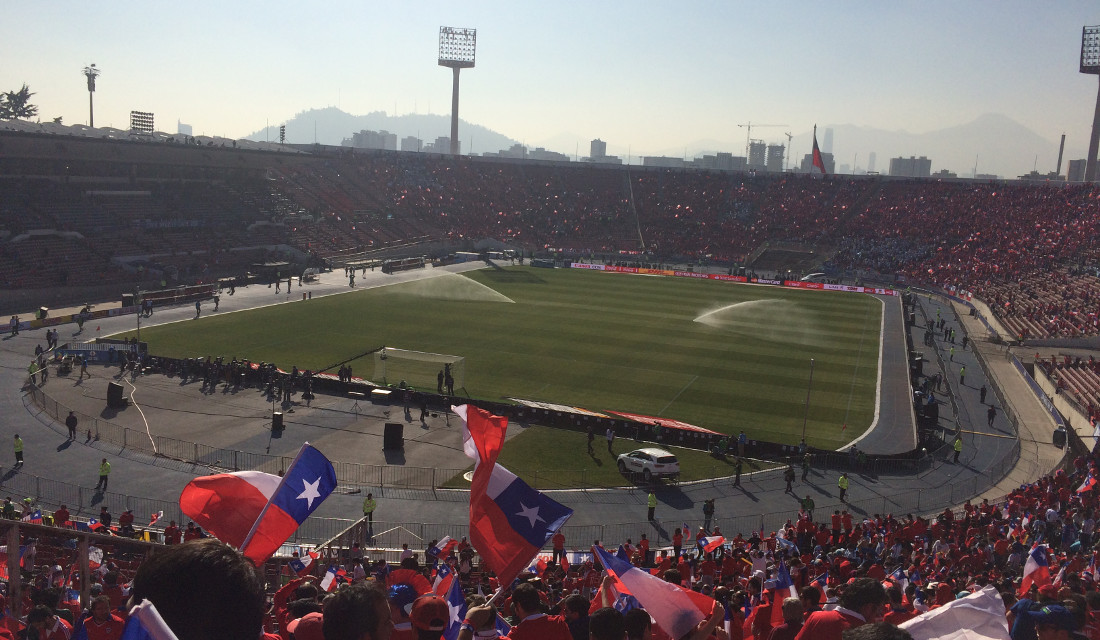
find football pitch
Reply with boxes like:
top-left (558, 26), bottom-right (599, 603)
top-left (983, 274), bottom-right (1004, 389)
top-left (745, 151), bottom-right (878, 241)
top-left (127, 266), bottom-right (883, 450)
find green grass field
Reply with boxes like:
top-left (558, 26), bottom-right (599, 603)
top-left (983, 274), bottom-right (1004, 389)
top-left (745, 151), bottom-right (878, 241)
top-left (127, 267), bottom-right (882, 450)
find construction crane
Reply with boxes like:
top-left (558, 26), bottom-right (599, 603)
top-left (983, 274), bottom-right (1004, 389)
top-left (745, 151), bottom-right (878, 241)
top-left (737, 122), bottom-right (787, 159)
top-left (784, 132), bottom-right (793, 172)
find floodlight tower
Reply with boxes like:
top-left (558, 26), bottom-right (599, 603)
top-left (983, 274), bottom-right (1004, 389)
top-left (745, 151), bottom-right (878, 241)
top-left (438, 26), bottom-right (476, 156)
top-left (1082, 26), bottom-right (1100, 182)
top-left (82, 64), bottom-right (101, 128)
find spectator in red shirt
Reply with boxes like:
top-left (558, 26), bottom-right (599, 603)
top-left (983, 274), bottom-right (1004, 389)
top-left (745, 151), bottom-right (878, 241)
top-left (464, 583), bottom-right (570, 640)
top-left (26, 605), bottom-right (72, 640)
top-left (551, 531), bottom-right (565, 565)
top-left (795, 578), bottom-right (887, 640)
top-left (53, 505), bottom-right (70, 528)
top-left (163, 521), bottom-right (181, 545)
top-left (80, 595), bottom-right (125, 640)
top-left (768, 597), bottom-right (804, 640)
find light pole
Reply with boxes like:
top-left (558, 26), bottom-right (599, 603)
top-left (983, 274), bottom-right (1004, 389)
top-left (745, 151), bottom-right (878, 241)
top-left (82, 64), bottom-right (101, 128)
top-left (1081, 26), bottom-right (1100, 182)
top-left (438, 26), bottom-right (476, 156)
top-left (801, 358), bottom-right (815, 442)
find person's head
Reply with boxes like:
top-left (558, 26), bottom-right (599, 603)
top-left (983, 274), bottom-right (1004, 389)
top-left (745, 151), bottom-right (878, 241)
top-left (1031, 603), bottom-right (1084, 640)
top-left (563, 594), bottom-right (590, 620)
top-left (663, 569), bottom-right (682, 585)
top-left (589, 607), bottom-right (625, 640)
top-left (323, 581), bottom-right (392, 640)
top-left (27, 605), bottom-right (55, 631)
top-left (781, 597), bottom-right (803, 625)
top-left (409, 595), bottom-right (449, 640)
top-left (287, 612), bottom-right (325, 640)
top-left (622, 606), bottom-right (653, 640)
top-left (128, 539), bottom-right (264, 640)
top-left (90, 595), bottom-right (113, 622)
top-left (841, 622), bottom-right (914, 640)
top-left (837, 578), bottom-right (888, 623)
top-left (511, 583), bottom-right (542, 617)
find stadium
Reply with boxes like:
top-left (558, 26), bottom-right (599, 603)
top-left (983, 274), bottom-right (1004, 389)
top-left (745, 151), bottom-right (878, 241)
top-left (1, 96), bottom-right (1099, 638)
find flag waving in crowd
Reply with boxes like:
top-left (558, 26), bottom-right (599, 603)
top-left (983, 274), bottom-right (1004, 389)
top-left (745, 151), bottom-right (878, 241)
top-left (592, 545), bottom-right (723, 639)
top-left (456, 404), bottom-right (574, 589)
top-left (179, 442), bottom-right (337, 565)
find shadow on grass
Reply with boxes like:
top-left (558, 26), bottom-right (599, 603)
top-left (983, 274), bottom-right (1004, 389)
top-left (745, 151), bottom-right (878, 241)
top-left (478, 269), bottom-right (547, 285)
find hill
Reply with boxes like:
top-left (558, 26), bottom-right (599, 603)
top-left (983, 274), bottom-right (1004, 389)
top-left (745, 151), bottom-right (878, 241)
top-left (244, 107), bottom-right (518, 155)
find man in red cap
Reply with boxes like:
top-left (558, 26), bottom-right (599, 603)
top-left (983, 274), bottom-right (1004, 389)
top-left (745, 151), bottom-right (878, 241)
top-left (286, 612), bottom-right (324, 640)
top-left (409, 595), bottom-right (450, 640)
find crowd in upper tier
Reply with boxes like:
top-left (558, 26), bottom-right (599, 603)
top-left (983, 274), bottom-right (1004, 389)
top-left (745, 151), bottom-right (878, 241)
top-left (2, 148), bottom-right (1099, 338)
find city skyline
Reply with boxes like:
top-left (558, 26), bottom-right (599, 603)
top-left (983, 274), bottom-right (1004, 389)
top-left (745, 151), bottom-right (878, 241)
top-left (3, 1), bottom-right (1098, 177)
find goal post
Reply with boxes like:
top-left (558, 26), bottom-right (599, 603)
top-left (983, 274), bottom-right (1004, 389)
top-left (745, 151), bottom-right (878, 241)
top-left (373, 347), bottom-right (465, 392)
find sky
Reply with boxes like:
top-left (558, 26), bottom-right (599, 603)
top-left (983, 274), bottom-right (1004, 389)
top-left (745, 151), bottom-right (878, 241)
top-left (3, 1), bottom-right (1099, 174)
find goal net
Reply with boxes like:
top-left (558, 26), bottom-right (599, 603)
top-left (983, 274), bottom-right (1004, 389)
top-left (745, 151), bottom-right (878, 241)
top-left (372, 347), bottom-right (465, 392)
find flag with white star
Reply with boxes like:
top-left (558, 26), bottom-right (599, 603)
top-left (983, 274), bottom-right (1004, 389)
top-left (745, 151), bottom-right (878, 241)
top-left (456, 404), bottom-right (574, 589)
top-left (180, 443), bottom-right (337, 565)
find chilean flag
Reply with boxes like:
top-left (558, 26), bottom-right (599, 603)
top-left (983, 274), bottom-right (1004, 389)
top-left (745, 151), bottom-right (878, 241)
top-left (180, 442), bottom-right (337, 565)
top-left (457, 404), bottom-right (574, 588)
top-left (593, 545), bottom-right (716, 640)
top-left (1019, 544), bottom-right (1051, 597)
top-left (432, 563), bottom-right (455, 596)
top-left (1078, 472), bottom-right (1097, 494)
top-left (442, 575), bottom-right (467, 640)
top-left (120, 599), bottom-right (177, 640)
top-left (149, 511), bottom-right (163, 526)
top-left (428, 536), bottom-right (459, 560)
top-left (320, 566), bottom-right (347, 592)
top-left (699, 535), bottom-right (725, 554)
top-left (811, 126), bottom-right (828, 175)
top-left (288, 550), bottom-right (320, 577)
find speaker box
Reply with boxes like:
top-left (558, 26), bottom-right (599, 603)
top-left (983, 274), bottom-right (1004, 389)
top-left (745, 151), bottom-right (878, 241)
top-left (106, 382), bottom-right (127, 408)
top-left (272, 411), bottom-right (283, 431)
top-left (383, 422), bottom-right (404, 450)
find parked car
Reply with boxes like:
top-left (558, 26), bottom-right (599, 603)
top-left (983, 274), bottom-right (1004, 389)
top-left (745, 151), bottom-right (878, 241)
top-left (616, 448), bottom-right (680, 481)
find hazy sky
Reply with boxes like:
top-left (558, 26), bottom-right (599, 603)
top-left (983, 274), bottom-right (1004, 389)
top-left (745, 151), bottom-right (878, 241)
top-left (4, 1), bottom-right (1099, 165)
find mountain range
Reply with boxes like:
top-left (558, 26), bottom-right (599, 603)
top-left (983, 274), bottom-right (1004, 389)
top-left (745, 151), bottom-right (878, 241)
top-left (247, 109), bottom-right (1082, 179)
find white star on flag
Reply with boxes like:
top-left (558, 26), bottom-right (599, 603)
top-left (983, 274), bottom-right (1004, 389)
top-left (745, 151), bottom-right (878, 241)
top-left (297, 477), bottom-right (322, 509)
top-left (448, 599), bottom-right (463, 625)
top-left (516, 503), bottom-right (545, 528)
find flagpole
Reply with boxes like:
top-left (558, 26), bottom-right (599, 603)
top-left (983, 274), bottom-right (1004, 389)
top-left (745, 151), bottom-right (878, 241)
top-left (240, 441), bottom-right (310, 554)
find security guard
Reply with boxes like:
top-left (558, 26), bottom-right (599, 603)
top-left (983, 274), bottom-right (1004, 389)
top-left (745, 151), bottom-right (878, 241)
top-left (362, 492), bottom-right (377, 524)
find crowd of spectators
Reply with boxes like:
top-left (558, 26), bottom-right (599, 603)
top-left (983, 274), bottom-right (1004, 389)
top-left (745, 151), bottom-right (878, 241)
top-left (9, 442), bottom-right (1100, 638)
top-left (4, 143), bottom-right (1100, 340)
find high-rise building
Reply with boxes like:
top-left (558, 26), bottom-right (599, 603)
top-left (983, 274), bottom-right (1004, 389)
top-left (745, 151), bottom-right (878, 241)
top-left (888, 156), bottom-right (932, 178)
top-left (344, 129), bottom-right (397, 151)
top-left (177, 121), bottom-right (192, 136)
top-left (800, 152), bottom-right (835, 174)
top-left (748, 141), bottom-right (767, 169)
top-left (823, 128), bottom-right (834, 154)
top-left (590, 139), bottom-right (607, 159)
top-left (766, 144), bottom-right (785, 172)
top-left (867, 152), bottom-right (876, 173)
top-left (423, 136), bottom-right (456, 154)
top-left (400, 136), bottom-right (421, 152)
top-left (1068, 159), bottom-right (1087, 182)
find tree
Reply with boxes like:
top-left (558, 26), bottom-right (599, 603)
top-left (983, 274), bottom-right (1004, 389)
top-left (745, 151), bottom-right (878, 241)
top-left (0, 84), bottom-right (38, 120)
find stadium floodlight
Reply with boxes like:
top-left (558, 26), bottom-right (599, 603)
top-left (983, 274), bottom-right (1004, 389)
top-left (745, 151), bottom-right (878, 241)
top-left (438, 26), bottom-right (476, 156)
top-left (130, 111), bottom-right (154, 136)
top-left (1082, 26), bottom-right (1100, 181)
top-left (82, 64), bottom-right (101, 128)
